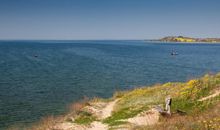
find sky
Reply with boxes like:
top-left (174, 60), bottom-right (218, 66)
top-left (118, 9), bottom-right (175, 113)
top-left (0, 0), bottom-right (220, 40)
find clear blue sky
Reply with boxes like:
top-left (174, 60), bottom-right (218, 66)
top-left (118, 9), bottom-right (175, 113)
top-left (0, 0), bottom-right (220, 40)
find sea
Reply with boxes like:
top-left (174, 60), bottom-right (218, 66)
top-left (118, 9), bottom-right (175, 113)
top-left (1, 40), bottom-right (220, 129)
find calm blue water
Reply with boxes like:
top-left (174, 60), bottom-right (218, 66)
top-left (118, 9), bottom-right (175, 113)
top-left (1, 40), bottom-right (220, 128)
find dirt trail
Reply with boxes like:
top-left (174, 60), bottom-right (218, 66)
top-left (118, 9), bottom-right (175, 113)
top-left (123, 108), bottom-right (160, 126)
top-left (100, 99), bottom-right (119, 119)
top-left (54, 99), bottom-right (160, 130)
top-left (54, 121), bottom-right (108, 130)
top-left (198, 89), bottom-right (220, 101)
top-left (54, 122), bottom-right (86, 130)
top-left (54, 99), bottom-right (118, 130)
top-left (82, 99), bottom-right (119, 130)
top-left (86, 121), bottom-right (108, 130)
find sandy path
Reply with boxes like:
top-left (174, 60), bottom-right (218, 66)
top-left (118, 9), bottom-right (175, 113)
top-left (100, 99), bottom-right (119, 119)
top-left (124, 108), bottom-right (160, 126)
top-left (198, 89), bottom-right (220, 101)
top-left (54, 122), bottom-right (86, 130)
top-left (87, 121), bottom-right (108, 130)
top-left (54, 121), bottom-right (108, 130)
top-left (84, 99), bottom-right (119, 130)
top-left (54, 99), bottom-right (119, 130)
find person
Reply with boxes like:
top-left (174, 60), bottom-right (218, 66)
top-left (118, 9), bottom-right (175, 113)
top-left (165, 95), bottom-right (172, 115)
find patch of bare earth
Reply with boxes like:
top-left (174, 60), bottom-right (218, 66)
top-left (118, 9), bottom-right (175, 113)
top-left (54, 122), bottom-right (86, 130)
top-left (84, 99), bottom-right (119, 120)
top-left (54, 99), bottom-right (119, 130)
top-left (99, 99), bottom-right (119, 119)
top-left (86, 121), bottom-right (108, 130)
top-left (54, 99), bottom-right (161, 130)
top-left (54, 121), bottom-right (108, 130)
top-left (122, 108), bottom-right (160, 126)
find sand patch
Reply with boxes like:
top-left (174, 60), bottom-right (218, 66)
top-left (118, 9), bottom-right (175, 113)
top-left (123, 108), bottom-right (160, 126)
top-left (84, 99), bottom-right (119, 119)
top-left (100, 99), bottom-right (119, 119)
top-left (54, 99), bottom-right (119, 130)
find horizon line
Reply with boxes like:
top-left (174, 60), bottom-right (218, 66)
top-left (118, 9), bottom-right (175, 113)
top-left (0, 39), bottom-right (152, 41)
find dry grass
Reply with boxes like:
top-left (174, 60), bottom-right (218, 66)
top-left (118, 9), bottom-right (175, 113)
top-left (29, 116), bottom-right (61, 130)
top-left (64, 96), bottom-right (90, 120)
top-left (7, 116), bottom-right (63, 130)
top-left (8, 97), bottom-right (90, 130)
top-left (8, 73), bottom-right (220, 130)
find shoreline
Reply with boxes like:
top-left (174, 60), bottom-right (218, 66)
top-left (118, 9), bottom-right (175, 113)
top-left (145, 40), bottom-right (220, 44)
top-left (10, 72), bottom-right (220, 130)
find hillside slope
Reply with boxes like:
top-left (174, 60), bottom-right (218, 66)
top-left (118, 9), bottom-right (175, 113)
top-left (159, 36), bottom-right (220, 43)
top-left (12, 73), bottom-right (220, 130)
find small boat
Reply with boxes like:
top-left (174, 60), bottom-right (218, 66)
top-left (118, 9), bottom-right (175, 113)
top-left (34, 55), bottom-right (38, 58)
top-left (171, 51), bottom-right (178, 55)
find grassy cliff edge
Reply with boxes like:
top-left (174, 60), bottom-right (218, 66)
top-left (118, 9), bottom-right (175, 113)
top-left (10, 73), bottom-right (220, 130)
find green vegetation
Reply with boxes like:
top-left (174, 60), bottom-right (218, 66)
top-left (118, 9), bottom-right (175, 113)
top-left (74, 111), bottom-right (96, 125)
top-left (159, 36), bottom-right (220, 43)
top-left (71, 73), bottom-right (220, 129)
top-left (106, 73), bottom-right (220, 129)
top-left (22, 73), bottom-right (220, 130)
top-left (103, 106), bottom-right (148, 126)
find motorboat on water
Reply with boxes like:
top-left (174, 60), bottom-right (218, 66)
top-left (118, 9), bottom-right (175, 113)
top-left (171, 51), bottom-right (178, 55)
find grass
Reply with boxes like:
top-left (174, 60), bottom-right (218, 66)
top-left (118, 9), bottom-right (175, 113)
top-left (170, 74), bottom-right (220, 114)
top-left (103, 106), bottom-right (148, 126)
top-left (103, 73), bottom-right (220, 128)
top-left (144, 96), bottom-right (220, 130)
top-left (73, 111), bottom-right (96, 125)
top-left (9, 73), bottom-right (220, 129)
top-left (133, 73), bottom-right (220, 130)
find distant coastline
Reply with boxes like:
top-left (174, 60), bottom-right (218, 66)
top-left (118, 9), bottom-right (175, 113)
top-left (152, 36), bottom-right (220, 43)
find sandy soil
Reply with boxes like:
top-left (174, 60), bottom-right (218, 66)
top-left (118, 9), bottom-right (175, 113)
top-left (54, 99), bottom-right (160, 130)
top-left (99, 99), bottom-right (119, 119)
top-left (54, 99), bottom-right (118, 130)
top-left (86, 121), bottom-right (108, 130)
top-left (123, 108), bottom-right (160, 126)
